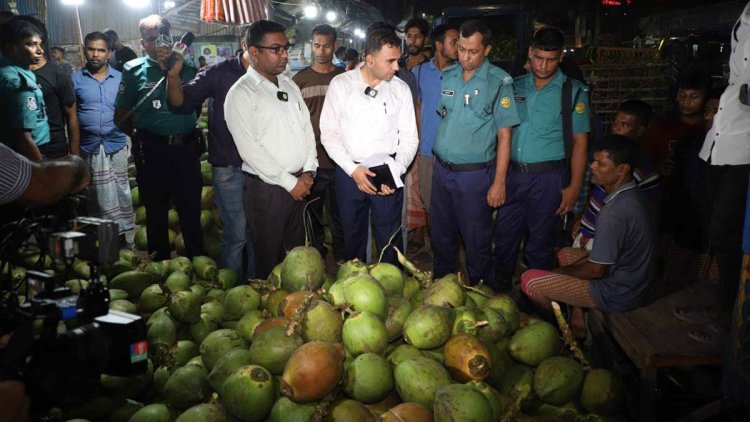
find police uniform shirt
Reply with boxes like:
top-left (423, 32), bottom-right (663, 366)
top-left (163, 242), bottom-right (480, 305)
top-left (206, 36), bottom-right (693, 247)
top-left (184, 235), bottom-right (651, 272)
top-left (115, 57), bottom-right (197, 136)
top-left (224, 64), bottom-right (318, 192)
top-left (432, 59), bottom-right (520, 165)
top-left (511, 70), bottom-right (590, 164)
top-left (0, 56), bottom-right (50, 146)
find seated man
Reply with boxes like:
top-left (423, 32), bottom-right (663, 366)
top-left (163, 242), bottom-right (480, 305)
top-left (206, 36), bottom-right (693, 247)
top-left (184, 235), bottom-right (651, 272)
top-left (521, 135), bottom-right (657, 328)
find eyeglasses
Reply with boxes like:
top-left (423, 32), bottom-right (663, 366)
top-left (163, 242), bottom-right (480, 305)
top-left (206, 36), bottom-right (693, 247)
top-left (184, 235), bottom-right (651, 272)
top-left (255, 43), bottom-right (292, 55)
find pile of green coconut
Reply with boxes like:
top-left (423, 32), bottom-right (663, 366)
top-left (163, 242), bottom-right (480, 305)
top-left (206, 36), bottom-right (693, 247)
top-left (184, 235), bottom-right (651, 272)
top-left (10, 241), bottom-right (628, 422)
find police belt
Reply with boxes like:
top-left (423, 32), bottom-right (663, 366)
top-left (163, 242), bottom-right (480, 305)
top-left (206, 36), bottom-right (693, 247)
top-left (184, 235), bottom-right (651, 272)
top-left (435, 155), bottom-right (494, 172)
top-left (244, 169), bottom-right (304, 180)
top-left (510, 159), bottom-right (565, 173)
top-left (137, 129), bottom-right (197, 146)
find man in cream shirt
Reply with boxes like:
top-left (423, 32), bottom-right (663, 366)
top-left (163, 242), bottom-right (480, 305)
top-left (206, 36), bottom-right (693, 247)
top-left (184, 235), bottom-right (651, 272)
top-left (321, 24), bottom-right (418, 265)
top-left (224, 20), bottom-right (318, 278)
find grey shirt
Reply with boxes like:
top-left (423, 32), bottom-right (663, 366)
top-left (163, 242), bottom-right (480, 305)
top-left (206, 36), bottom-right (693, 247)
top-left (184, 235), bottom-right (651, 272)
top-left (588, 180), bottom-right (657, 312)
top-left (0, 142), bottom-right (32, 205)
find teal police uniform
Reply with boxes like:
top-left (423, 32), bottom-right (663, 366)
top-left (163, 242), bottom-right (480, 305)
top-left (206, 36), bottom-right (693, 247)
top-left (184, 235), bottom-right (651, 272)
top-left (0, 56), bottom-right (50, 149)
top-left (430, 59), bottom-right (520, 286)
top-left (115, 56), bottom-right (203, 260)
top-left (494, 70), bottom-right (591, 285)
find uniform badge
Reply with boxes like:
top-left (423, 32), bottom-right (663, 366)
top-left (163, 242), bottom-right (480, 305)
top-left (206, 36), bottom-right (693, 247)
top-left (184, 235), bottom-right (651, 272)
top-left (441, 90), bottom-right (454, 96)
top-left (118, 81), bottom-right (125, 93)
top-left (575, 102), bottom-right (586, 114)
top-left (514, 96), bottom-right (526, 102)
top-left (152, 99), bottom-right (162, 109)
top-left (503, 76), bottom-right (513, 84)
top-left (26, 96), bottom-right (37, 111)
top-left (473, 89), bottom-right (480, 95)
top-left (500, 97), bottom-right (511, 109)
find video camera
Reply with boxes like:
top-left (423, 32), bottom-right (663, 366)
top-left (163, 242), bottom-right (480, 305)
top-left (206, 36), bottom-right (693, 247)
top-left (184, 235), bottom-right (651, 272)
top-left (0, 216), bottom-right (148, 409)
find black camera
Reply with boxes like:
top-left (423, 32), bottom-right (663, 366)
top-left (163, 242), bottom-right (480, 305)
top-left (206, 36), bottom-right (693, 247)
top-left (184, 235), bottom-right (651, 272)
top-left (0, 216), bottom-right (148, 409)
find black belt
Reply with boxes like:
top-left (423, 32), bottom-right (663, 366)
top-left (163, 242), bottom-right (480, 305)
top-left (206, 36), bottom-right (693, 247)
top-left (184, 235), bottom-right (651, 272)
top-left (510, 159), bottom-right (565, 173)
top-left (435, 155), bottom-right (494, 172)
top-left (244, 169), bottom-right (303, 180)
top-left (137, 129), bottom-right (196, 145)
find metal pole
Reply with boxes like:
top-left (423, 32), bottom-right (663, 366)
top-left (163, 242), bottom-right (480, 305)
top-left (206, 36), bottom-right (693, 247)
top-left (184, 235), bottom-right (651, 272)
top-left (75, 5), bottom-right (84, 63)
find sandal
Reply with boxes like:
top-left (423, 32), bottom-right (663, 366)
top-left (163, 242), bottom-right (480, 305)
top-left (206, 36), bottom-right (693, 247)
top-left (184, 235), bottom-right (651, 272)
top-left (674, 305), bottom-right (713, 324)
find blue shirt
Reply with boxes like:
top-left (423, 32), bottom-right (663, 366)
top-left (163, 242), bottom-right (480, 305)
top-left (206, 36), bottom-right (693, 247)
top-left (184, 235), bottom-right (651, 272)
top-left (73, 66), bottom-right (126, 154)
top-left (412, 58), bottom-right (442, 157)
top-left (174, 53), bottom-right (246, 167)
top-left (433, 59), bottom-right (520, 164)
top-left (0, 56), bottom-right (50, 147)
top-left (511, 71), bottom-right (590, 164)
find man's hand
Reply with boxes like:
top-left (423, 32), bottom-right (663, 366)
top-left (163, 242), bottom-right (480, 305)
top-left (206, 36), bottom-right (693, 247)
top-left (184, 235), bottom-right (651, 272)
top-left (166, 53), bottom-right (183, 78)
top-left (351, 166), bottom-right (377, 195)
top-left (487, 180), bottom-right (506, 207)
top-left (289, 175), bottom-right (312, 201)
top-left (556, 185), bottom-right (579, 216)
top-left (378, 184), bottom-right (396, 196)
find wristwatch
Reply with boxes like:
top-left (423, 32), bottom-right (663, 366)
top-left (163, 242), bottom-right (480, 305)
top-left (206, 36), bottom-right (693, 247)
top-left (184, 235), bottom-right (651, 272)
top-left (305, 170), bottom-right (316, 179)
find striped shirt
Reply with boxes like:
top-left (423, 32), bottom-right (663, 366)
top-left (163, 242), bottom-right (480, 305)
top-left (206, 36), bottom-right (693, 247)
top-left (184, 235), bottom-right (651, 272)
top-left (0, 142), bottom-right (32, 205)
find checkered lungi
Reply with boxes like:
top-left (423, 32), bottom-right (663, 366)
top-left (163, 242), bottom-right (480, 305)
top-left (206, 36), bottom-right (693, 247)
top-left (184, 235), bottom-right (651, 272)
top-left (520, 247), bottom-right (596, 308)
top-left (82, 144), bottom-right (135, 235)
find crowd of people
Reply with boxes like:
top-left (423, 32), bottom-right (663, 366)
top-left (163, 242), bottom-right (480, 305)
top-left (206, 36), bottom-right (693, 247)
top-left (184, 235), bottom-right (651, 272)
top-left (1, 6), bottom-right (748, 331)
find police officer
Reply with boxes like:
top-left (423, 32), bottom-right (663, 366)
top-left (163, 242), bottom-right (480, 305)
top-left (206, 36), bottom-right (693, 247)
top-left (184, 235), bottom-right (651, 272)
top-left (494, 28), bottom-right (590, 290)
top-left (115, 15), bottom-right (203, 260)
top-left (430, 20), bottom-right (520, 286)
top-left (0, 17), bottom-right (49, 162)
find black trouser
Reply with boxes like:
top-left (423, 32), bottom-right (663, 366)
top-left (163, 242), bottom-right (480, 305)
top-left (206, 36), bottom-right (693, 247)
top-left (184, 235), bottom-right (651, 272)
top-left (134, 132), bottom-right (203, 260)
top-left (243, 174), bottom-right (305, 279)
top-left (308, 168), bottom-right (345, 262)
top-left (706, 164), bottom-right (750, 311)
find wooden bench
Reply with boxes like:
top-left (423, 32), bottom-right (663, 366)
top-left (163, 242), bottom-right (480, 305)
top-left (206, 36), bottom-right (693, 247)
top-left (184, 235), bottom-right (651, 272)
top-left (589, 282), bottom-right (727, 421)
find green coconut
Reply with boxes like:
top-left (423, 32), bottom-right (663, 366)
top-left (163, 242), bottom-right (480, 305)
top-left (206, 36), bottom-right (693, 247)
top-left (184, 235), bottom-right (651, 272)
top-left (128, 403), bottom-right (172, 422)
top-left (166, 270), bottom-right (191, 292)
top-left (199, 328), bottom-right (248, 371)
top-left (533, 356), bottom-right (584, 405)
top-left (323, 398), bottom-right (375, 421)
top-left (337, 258), bottom-right (369, 280)
top-left (580, 368), bottom-right (625, 415)
top-left (236, 309), bottom-right (265, 343)
top-left (343, 353), bottom-right (394, 403)
top-left (200, 301), bottom-right (224, 322)
top-left (143, 261), bottom-right (169, 282)
top-left (189, 313), bottom-right (219, 344)
top-left (217, 268), bottom-right (239, 290)
top-left (207, 348), bottom-right (253, 393)
top-left (168, 291), bottom-right (202, 324)
top-left (485, 294), bottom-right (520, 333)
top-left (139, 284), bottom-right (169, 314)
top-left (109, 289), bottom-right (129, 301)
top-left (497, 363), bottom-right (534, 399)
top-left (170, 340), bottom-right (199, 367)
top-left (403, 304), bottom-right (454, 350)
top-left (221, 365), bottom-right (275, 421)
top-left (110, 270), bottom-right (153, 300)
top-left (434, 384), bottom-right (494, 422)
top-left (476, 307), bottom-right (508, 344)
top-left (162, 364), bottom-right (210, 410)
top-left (508, 321), bottom-right (562, 367)
top-left (147, 313), bottom-right (177, 347)
top-left (109, 299), bottom-right (137, 314)
top-left (342, 311), bottom-right (389, 357)
top-left (301, 300), bottom-right (343, 343)
top-left (192, 255), bottom-right (218, 280)
top-left (424, 275), bottom-right (465, 308)
top-left (169, 256), bottom-right (193, 276)
top-left (268, 397), bottom-right (318, 422)
top-left (403, 276), bottom-right (420, 299)
top-left (452, 306), bottom-right (482, 336)
top-left (280, 246), bottom-right (325, 292)
top-left (394, 356), bottom-right (453, 409)
top-left (385, 296), bottom-right (413, 342)
top-left (174, 403), bottom-right (232, 422)
top-left (247, 326), bottom-right (304, 375)
top-left (222, 285), bottom-right (261, 321)
top-left (369, 262), bottom-right (404, 296)
top-left (342, 274), bottom-right (388, 320)
top-left (387, 344), bottom-right (424, 366)
top-left (168, 209), bottom-right (180, 229)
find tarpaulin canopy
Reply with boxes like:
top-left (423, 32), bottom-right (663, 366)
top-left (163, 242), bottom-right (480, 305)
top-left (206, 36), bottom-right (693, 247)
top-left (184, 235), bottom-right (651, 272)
top-left (201, 0), bottom-right (267, 24)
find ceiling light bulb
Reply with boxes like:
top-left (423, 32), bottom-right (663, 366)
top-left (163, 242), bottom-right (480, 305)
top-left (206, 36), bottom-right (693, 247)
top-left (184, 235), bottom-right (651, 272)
top-left (304, 5), bottom-right (318, 19)
top-left (326, 11), bottom-right (336, 22)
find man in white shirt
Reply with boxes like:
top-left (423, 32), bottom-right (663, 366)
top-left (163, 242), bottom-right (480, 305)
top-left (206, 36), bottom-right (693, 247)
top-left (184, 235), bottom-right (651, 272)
top-left (320, 25), bottom-right (419, 265)
top-left (700, 2), bottom-right (750, 312)
top-left (224, 20), bottom-right (318, 279)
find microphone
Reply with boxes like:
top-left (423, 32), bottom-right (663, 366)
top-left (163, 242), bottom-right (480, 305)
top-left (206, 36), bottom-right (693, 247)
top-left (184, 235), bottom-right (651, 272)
top-left (365, 86), bottom-right (378, 98)
top-left (165, 32), bottom-right (195, 71)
